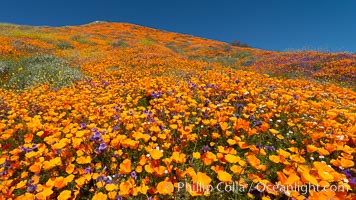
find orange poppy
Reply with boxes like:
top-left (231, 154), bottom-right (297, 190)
top-left (29, 163), bottom-right (42, 174)
top-left (201, 152), bottom-right (217, 165)
top-left (246, 154), bottom-right (260, 167)
top-left (65, 164), bottom-right (75, 174)
top-left (119, 181), bottom-right (132, 197)
top-left (269, 129), bottom-right (279, 134)
top-left (217, 171), bottom-right (232, 182)
top-left (230, 165), bottom-right (244, 175)
top-left (119, 159), bottom-right (132, 174)
top-left (157, 180), bottom-right (174, 195)
top-left (76, 156), bottom-right (92, 164)
top-left (219, 122), bottom-right (229, 131)
top-left (269, 155), bottom-right (280, 163)
top-left (58, 190), bottom-right (72, 200)
top-left (92, 192), bottom-right (107, 200)
top-left (340, 158), bottom-right (354, 168)
top-left (192, 172), bottom-right (212, 187)
top-left (225, 154), bottom-right (240, 164)
top-left (150, 149), bottom-right (163, 160)
top-left (105, 184), bottom-right (118, 192)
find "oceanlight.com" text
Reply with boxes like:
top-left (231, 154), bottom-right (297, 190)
top-left (177, 182), bottom-right (349, 195)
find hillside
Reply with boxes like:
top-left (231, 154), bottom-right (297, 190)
top-left (0, 22), bottom-right (355, 200)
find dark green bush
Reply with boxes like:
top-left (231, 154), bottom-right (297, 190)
top-left (1, 55), bottom-right (84, 90)
top-left (230, 40), bottom-right (252, 48)
top-left (112, 37), bottom-right (128, 48)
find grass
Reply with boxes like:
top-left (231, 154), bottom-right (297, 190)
top-left (0, 55), bottom-right (84, 90)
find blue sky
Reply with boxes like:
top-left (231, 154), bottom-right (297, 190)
top-left (1, 0), bottom-right (355, 52)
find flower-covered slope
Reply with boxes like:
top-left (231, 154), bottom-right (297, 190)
top-left (0, 22), bottom-right (355, 200)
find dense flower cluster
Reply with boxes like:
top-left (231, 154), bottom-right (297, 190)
top-left (0, 22), bottom-right (355, 199)
top-left (241, 51), bottom-right (356, 88)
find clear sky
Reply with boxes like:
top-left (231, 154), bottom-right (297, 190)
top-left (1, 0), bottom-right (355, 52)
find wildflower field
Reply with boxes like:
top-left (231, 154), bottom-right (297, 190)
top-left (0, 22), bottom-right (355, 200)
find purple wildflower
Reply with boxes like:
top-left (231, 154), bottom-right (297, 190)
top-left (250, 188), bottom-right (263, 198)
top-left (187, 155), bottom-right (193, 160)
top-left (96, 143), bottom-right (107, 153)
top-left (79, 123), bottom-right (86, 129)
top-left (112, 126), bottom-right (119, 131)
top-left (202, 145), bottom-right (211, 153)
top-left (343, 170), bottom-right (352, 178)
top-left (85, 167), bottom-right (91, 174)
top-left (253, 121), bottom-right (262, 127)
top-left (96, 175), bottom-right (106, 182)
top-left (204, 100), bottom-right (209, 107)
top-left (151, 91), bottom-right (162, 98)
top-left (0, 171), bottom-right (7, 176)
top-left (236, 103), bottom-right (244, 109)
top-left (159, 124), bottom-right (165, 131)
top-left (55, 149), bottom-right (62, 155)
top-left (27, 184), bottom-right (37, 193)
top-left (115, 196), bottom-right (123, 200)
top-left (91, 131), bottom-right (101, 141)
top-left (233, 113), bottom-right (240, 118)
top-left (350, 177), bottom-right (356, 185)
top-left (264, 146), bottom-right (276, 151)
top-left (131, 171), bottom-right (137, 180)
top-left (214, 123), bottom-right (220, 129)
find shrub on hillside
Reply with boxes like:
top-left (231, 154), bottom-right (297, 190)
top-left (230, 40), bottom-right (251, 48)
top-left (2, 55), bottom-right (84, 90)
top-left (71, 35), bottom-right (91, 44)
top-left (56, 40), bottom-right (74, 50)
top-left (112, 37), bottom-right (128, 48)
top-left (0, 61), bottom-right (8, 74)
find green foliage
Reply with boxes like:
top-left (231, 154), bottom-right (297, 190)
top-left (231, 51), bottom-right (252, 59)
top-left (187, 51), bottom-right (255, 68)
top-left (0, 25), bottom-right (53, 40)
top-left (1, 55), bottom-right (84, 90)
top-left (165, 42), bottom-right (186, 54)
top-left (136, 96), bottom-right (151, 108)
top-left (240, 57), bottom-right (256, 67)
top-left (188, 54), bottom-right (240, 68)
top-left (139, 39), bottom-right (154, 46)
top-left (106, 66), bottom-right (119, 71)
top-left (112, 37), bottom-right (128, 48)
top-left (213, 55), bottom-right (240, 67)
top-left (55, 40), bottom-right (74, 50)
top-left (0, 61), bottom-right (8, 75)
top-left (71, 35), bottom-right (91, 44)
top-left (222, 45), bottom-right (232, 52)
top-left (12, 40), bottom-right (42, 54)
top-left (312, 64), bottom-right (322, 71)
